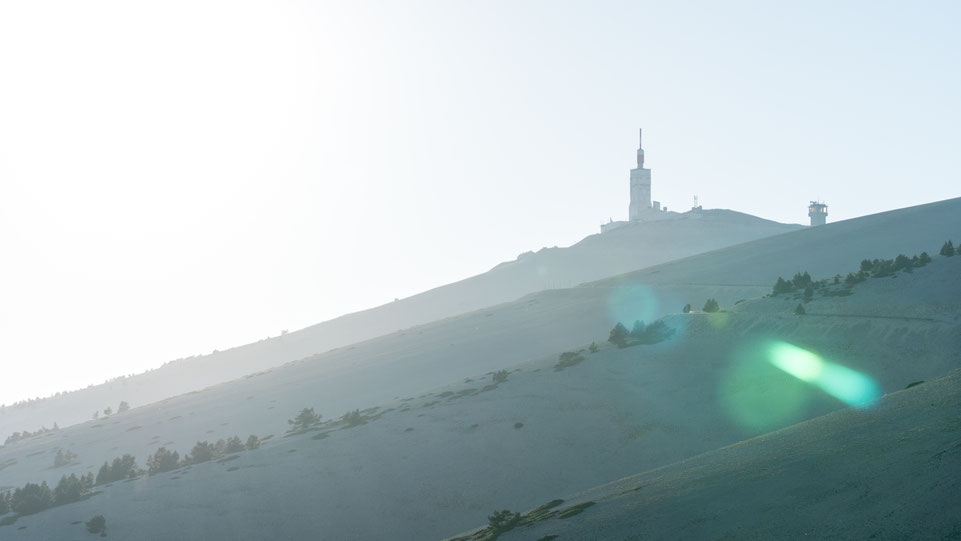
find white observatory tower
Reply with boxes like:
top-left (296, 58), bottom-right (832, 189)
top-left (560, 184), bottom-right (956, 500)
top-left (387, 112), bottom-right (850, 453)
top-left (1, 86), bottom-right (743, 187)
top-left (628, 128), bottom-right (652, 220)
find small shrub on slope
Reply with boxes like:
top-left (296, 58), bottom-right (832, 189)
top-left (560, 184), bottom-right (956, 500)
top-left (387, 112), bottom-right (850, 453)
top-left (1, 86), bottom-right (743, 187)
top-left (554, 350), bottom-right (585, 371)
top-left (85, 514), bottom-right (106, 535)
top-left (54, 449), bottom-right (77, 468)
top-left (488, 509), bottom-right (521, 533)
top-left (341, 409), bottom-right (365, 427)
top-left (288, 408), bottom-right (322, 432)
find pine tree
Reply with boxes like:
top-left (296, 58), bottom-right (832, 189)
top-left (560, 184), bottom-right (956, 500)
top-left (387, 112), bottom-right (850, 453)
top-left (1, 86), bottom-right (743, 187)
top-left (185, 441), bottom-right (216, 464)
top-left (794, 304), bottom-right (806, 315)
top-left (288, 408), bottom-right (322, 432)
top-left (629, 320), bottom-right (646, 338)
top-left (703, 298), bottom-right (720, 313)
top-left (940, 240), bottom-right (955, 256)
top-left (772, 277), bottom-right (792, 295)
top-left (682, 303), bottom-right (692, 313)
top-left (85, 515), bottom-right (106, 535)
top-left (146, 447), bottom-right (180, 474)
top-left (608, 322), bottom-right (629, 348)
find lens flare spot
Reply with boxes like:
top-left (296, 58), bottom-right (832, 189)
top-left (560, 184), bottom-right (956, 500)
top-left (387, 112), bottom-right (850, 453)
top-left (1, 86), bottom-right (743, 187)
top-left (706, 311), bottom-right (730, 329)
top-left (767, 341), bottom-right (879, 407)
top-left (606, 284), bottom-right (658, 326)
top-left (767, 342), bottom-right (823, 382)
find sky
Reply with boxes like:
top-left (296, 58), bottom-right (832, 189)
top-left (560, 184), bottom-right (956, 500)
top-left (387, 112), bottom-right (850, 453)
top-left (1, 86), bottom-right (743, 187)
top-left (1, 1), bottom-right (959, 405)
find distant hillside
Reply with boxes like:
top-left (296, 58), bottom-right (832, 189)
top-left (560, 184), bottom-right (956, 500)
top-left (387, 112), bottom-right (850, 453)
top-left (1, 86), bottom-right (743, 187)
top-left (0, 209), bottom-right (799, 433)
top-left (480, 368), bottom-right (961, 541)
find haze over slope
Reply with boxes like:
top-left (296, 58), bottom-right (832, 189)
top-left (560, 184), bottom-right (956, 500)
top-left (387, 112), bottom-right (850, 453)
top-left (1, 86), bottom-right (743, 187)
top-left (3, 199), bottom-right (959, 438)
top-left (1, 210), bottom-right (797, 431)
top-left (2, 249), bottom-right (958, 540)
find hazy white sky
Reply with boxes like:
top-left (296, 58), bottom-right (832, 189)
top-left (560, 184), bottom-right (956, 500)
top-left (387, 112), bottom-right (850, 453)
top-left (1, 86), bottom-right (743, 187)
top-left (1, 1), bottom-right (959, 405)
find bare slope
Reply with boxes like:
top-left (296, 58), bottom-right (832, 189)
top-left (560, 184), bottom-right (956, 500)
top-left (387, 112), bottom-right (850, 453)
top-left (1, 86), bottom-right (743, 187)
top-left (1, 257), bottom-right (958, 540)
top-left (480, 368), bottom-right (961, 541)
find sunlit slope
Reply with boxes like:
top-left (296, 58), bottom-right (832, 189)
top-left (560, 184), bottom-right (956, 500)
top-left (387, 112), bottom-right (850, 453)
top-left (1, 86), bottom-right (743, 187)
top-left (2, 257), bottom-right (958, 540)
top-left (482, 368), bottom-right (961, 541)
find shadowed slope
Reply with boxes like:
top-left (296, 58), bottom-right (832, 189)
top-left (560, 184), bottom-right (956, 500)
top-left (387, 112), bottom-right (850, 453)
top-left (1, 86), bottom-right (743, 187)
top-left (485, 368), bottom-right (961, 541)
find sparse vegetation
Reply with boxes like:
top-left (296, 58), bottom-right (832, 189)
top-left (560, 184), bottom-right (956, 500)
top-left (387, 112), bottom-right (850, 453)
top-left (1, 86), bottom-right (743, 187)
top-left (450, 499), bottom-right (567, 540)
top-left (554, 350), bottom-right (586, 371)
top-left (940, 240), bottom-right (955, 257)
top-left (187, 441), bottom-right (216, 464)
top-left (288, 408), bottom-right (322, 432)
top-left (491, 370), bottom-right (509, 384)
top-left (772, 244), bottom-right (946, 302)
top-left (340, 409), bottom-right (365, 427)
top-left (607, 320), bottom-right (674, 349)
top-left (224, 436), bottom-right (246, 453)
top-left (682, 303), bottom-right (692, 313)
top-left (635, 320), bottom-right (674, 344)
top-left (95, 455), bottom-right (138, 485)
top-left (794, 304), bottom-right (806, 315)
top-left (146, 447), bottom-right (180, 474)
top-left (588, 341), bottom-right (599, 353)
top-left (488, 509), bottom-right (521, 532)
top-left (608, 322), bottom-right (629, 348)
top-left (117, 401), bottom-right (130, 413)
top-left (3, 424), bottom-right (59, 446)
top-left (54, 449), bottom-right (77, 468)
top-left (10, 482), bottom-right (53, 514)
top-left (85, 514), bottom-right (106, 535)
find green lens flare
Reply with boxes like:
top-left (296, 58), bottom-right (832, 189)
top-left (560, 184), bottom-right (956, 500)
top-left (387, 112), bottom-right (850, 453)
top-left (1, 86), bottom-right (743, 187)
top-left (767, 341), bottom-right (879, 407)
top-left (606, 284), bottom-right (658, 326)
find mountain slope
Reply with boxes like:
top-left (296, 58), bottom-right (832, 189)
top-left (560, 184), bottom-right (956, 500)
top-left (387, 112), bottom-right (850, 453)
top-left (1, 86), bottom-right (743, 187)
top-left (4, 198), bottom-right (959, 439)
top-left (481, 368), bottom-right (961, 541)
top-left (2, 255), bottom-right (958, 540)
top-left (2, 209), bottom-right (799, 434)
